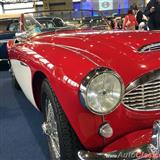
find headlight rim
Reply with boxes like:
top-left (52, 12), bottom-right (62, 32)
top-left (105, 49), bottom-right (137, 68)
top-left (79, 67), bottom-right (125, 115)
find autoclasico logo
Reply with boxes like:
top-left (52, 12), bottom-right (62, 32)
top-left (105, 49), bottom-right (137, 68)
top-left (103, 152), bottom-right (160, 159)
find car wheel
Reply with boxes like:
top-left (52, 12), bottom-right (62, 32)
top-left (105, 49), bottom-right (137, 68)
top-left (41, 79), bottom-right (83, 160)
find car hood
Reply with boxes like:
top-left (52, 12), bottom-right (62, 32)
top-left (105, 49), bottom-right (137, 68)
top-left (33, 30), bottom-right (160, 52)
top-left (32, 30), bottom-right (160, 86)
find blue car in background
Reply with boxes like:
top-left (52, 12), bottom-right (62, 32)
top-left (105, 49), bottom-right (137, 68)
top-left (0, 32), bottom-right (15, 59)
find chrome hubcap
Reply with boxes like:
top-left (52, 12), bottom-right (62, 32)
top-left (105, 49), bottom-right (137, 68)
top-left (42, 99), bottom-right (60, 160)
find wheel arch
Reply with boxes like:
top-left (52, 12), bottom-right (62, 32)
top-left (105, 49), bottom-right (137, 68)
top-left (32, 71), bottom-right (47, 110)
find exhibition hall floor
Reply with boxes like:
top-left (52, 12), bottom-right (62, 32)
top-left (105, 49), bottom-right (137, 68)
top-left (0, 71), bottom-right (50, 160)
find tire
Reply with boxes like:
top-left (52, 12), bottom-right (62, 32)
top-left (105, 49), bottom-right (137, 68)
top-left (41, 79), bottom-right (83, 160)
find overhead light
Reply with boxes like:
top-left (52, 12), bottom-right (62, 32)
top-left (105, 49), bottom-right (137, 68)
top-left (0, 0), bottom-right (42, 3)
top-left (72, 0), bottom-right (81, 2)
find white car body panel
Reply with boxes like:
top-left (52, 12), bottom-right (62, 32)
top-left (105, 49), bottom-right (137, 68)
top-left (10, 59), bottom-right (38, 109)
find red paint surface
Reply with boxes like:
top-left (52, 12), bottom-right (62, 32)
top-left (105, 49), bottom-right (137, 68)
top-left (8, 29), bottom-right (160, 152)
top-left (103, 129), bottom-right (152, 152)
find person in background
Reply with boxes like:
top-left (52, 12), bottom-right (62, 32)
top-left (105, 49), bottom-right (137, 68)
top-left (144, 0), bottom-right (160, 30)
top-left (114, 17), bottom-right (123, 30)
top-left (132, 4), bottom-right (148, 30)
top-left (123, 9), bottom-right (138, 30)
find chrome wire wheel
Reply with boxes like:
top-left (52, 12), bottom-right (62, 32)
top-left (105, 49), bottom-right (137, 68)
top-left (41, 79), bottom-right (83, 160)
top-left (42, 98), bottom-right (60, 160)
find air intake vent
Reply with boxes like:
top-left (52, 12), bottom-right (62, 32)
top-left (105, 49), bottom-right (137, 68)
top-left (138, 42), bottom-right (160, 52)
top-left (123, 69), bottom-right (160, 111)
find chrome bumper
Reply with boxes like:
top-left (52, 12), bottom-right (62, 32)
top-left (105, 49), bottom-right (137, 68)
top-left (78, 120), bottom-right (160, 160)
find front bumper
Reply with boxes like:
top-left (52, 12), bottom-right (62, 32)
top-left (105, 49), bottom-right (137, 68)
top-left (78, 120), bottom-right (160, 160)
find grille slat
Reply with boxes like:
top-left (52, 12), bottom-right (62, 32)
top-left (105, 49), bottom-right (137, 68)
top-left (123, 78), bottom-right (160, 111)
top-left (144, 80), bottom-right (160, 86)
top-left (124, 92), bottom-right (160, 100)
top-left (125, 99), bottom-right (160, 106)
top-left (129, 102), bottom-right (160, 108)
top-left (144, 89), bottom-right (160, 94)
top-left (144, 94), bottom-right (160, 101)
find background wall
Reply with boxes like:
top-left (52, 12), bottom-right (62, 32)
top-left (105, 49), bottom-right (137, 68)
top-left (43, 0), bottom-right (73, 11)
top-left (128, 0), bottom-right (145, 9)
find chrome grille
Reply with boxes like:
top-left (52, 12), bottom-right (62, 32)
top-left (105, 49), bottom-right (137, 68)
top-left (139, 42), bottom-right (160, 52)
top-left (123, 75), bottom-right (160, 111)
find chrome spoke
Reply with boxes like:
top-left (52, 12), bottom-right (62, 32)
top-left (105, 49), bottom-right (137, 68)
top-left (50, 135), bottom-right (61, 158)
top-left (42, 98), bottom-right (60, 160)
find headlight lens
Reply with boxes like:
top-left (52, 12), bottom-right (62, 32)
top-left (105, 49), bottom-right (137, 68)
top-left (80, 68), bottom-right (124, 115)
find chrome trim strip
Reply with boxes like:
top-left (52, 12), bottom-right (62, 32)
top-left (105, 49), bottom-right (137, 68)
top-left (125, 69), bottom-right (160, 94)
top-left (79, 67), bottom-right (125, 115)
top-left (123, 69), bottom-right (160, 112)
top-left (78, 144), bottom-right (150, 160)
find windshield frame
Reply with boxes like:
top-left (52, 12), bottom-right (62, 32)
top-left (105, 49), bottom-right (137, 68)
top-left (19, 9), bottom-right (112, 37)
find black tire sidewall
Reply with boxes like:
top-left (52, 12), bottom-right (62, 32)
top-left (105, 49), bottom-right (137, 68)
top-left (41, 80), bottom-right (60, 160)
top-left (41, 79), bottom-right (83, 160)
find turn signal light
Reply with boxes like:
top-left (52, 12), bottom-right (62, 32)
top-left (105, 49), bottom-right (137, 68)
top-left (99, 123), bottom-right (113, 138)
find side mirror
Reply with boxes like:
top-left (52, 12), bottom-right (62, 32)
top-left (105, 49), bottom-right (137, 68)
top-left (15, 32), bottom-right (27, 39)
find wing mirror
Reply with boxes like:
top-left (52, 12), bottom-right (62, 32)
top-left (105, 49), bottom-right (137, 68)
top-left (15, 32), bottom-right (27, 39)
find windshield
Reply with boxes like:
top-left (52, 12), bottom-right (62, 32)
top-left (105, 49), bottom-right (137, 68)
top-left (22, 10), bottom-right (111, 36)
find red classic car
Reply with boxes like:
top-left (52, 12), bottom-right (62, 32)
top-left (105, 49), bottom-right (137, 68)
top-left (8, 10), bottom-right (160, 160)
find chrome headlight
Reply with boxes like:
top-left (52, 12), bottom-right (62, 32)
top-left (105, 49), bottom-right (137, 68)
top-left (80, 67), bottom-right (124, 115)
